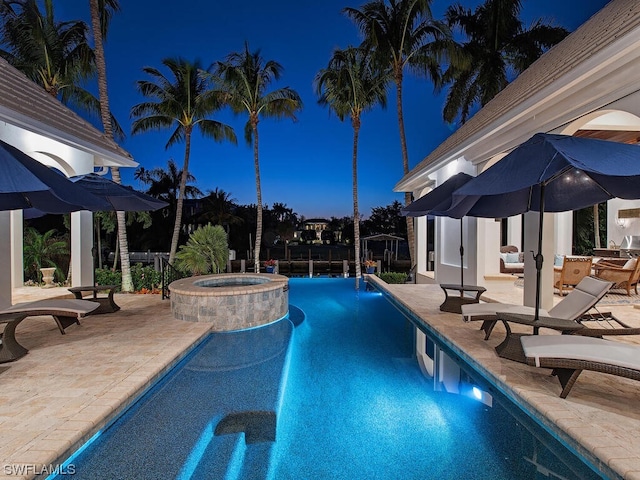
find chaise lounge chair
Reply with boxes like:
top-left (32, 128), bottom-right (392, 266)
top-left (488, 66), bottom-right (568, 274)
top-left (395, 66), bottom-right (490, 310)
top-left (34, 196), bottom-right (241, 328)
top-left (461, 276), bottom-right (619, 340)
top-left (520, 335), bottom-right (640, 398)
top-left (0, 299), bottom-right (99, 363)
top-left (0, 298), bottom-right (99, 334)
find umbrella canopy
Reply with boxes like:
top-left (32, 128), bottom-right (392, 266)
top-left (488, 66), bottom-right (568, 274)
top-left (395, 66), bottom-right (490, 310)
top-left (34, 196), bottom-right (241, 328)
top-left (70, 174), bottom-right (168, 212)
top-left (402, 172), bottom-right (475, 287)
top-left (445, 133), bottom-right (640, 219)
top-left (0, 139), bottom-right (110, 213)
top-left (442, 133), bottom-right (640, 319)
top-left (401, 172), bottom-right (474, 217)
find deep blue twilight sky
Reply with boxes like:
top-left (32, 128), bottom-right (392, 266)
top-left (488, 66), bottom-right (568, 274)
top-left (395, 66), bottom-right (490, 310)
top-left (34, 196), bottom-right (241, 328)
top-left (57, 0), bottom-right (609, 219)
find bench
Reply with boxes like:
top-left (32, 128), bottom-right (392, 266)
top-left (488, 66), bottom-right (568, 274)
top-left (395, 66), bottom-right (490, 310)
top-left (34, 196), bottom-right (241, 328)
top-left (68, 285), bottom-right (120, 314)
top-left (0, 314), bottom-right (28, 362)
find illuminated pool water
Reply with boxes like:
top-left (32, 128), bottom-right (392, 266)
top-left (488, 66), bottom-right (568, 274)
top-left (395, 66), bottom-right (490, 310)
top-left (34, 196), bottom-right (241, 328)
top-left (51, 278), bottom-right (604, 480)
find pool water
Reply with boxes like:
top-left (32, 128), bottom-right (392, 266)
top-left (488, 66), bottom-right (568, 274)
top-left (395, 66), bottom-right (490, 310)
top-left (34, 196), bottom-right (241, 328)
top-left (52, 278), bottom-right (603, 479)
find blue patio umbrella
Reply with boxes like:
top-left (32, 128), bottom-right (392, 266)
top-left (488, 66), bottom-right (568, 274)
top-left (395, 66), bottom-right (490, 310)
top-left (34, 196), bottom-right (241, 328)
top-left (70, 174), bottom-right (168, 212)
top-left (402, 172), bottom-right (474, 287)
top-left (23, 174), bottom-right (168, 218)
top-left (442, 133), bottom-right (640, 320)
top-left (0, 139), bottom-right (110, 213)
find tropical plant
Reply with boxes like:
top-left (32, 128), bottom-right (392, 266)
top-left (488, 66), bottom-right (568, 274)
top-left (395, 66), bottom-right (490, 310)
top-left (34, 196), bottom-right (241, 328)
top-left (344, 0), bottom-right (449, 268)
top-left (315, 46), bottom-right (388, 287)
top-left (23, 227), bottom-right (68, 283)
top-left (87, 0), bottom-right (137, 291)
top-left (0, 0), bottom-right (123, 136)
top-left (212, 42), bottom-right (302, 274)
top-left (174, 224), bottom-right (229, 275)
top-left (439, 0), bottom-right (568, 124)
top-left (131, 57), bottom-right (236, 265)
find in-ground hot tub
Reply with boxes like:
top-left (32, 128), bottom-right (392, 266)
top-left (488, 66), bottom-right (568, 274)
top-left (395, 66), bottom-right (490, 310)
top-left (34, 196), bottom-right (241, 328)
top-left (169, 274), bottom-right (289, 331)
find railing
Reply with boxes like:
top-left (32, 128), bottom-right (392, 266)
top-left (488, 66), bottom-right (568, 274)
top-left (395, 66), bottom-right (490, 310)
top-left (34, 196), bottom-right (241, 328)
top-left (160, 258), bottom-right (188, 300)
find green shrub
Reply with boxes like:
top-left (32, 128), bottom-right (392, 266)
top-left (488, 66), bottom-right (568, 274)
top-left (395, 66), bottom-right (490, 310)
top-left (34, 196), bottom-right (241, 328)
top-left (131, 263), bottom-right (161, 291)
top-left (379, 272), bottom-right (408, 284)
top-left (95, 268), bottom-right (122, 290)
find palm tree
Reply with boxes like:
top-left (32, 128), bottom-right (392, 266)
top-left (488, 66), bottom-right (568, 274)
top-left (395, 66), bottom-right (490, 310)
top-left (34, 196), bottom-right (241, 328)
top-left (130, 58), bottom-right (236, 264)
top-left (212, 42), bottom-right (302, 273)
top-left (135, 159), bottom-right (203, 208)
top-left (440, 0), bottom-right (568, 124)
top-left (343, 0), bottom-right (449, 268)
top-left (87, 0), bottom-right (136, 291)
top-left (315, 46), bottom-right (388, 288)
top-left (197, 188), bottom-right (243, 229)
top-left (0, 0), bottom-right (123, 136)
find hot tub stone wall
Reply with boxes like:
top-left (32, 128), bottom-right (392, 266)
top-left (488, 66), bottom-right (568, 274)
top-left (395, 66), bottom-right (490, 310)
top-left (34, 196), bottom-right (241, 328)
top-left (169, 274), bottom-right (289, 332)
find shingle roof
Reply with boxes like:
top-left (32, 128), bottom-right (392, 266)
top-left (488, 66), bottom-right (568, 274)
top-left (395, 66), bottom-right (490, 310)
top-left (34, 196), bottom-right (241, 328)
top-left (399, 0), bottom-right (640, 186)
top-left (0, 56), bottom-right (135, 166)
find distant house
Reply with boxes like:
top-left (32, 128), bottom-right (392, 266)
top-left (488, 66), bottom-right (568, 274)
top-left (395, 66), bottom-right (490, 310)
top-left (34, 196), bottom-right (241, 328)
top-left (0, 57), bottom-right (136, 303)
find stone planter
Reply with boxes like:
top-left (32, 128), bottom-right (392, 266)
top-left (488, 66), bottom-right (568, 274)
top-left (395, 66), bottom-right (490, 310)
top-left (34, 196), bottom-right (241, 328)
top-left (40, 267), bottom-right (56, 288)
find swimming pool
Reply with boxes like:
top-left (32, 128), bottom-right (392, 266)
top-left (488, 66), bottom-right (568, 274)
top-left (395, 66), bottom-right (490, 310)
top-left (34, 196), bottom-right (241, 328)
top-left (51, 278), bottom-right (604, 479)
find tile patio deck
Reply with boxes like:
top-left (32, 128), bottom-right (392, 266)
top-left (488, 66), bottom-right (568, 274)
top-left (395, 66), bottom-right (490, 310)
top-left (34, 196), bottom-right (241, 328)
top-left (0, 279), bottom-right (638, 479)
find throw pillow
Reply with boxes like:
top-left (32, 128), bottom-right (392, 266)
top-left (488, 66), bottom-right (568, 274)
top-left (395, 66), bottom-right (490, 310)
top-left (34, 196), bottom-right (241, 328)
top-left (505, 253), bottom-right (520, 263)
top-left (554, 254), bottom-right (565, 267)
top-left (500, 253), bottom-right (508, 263)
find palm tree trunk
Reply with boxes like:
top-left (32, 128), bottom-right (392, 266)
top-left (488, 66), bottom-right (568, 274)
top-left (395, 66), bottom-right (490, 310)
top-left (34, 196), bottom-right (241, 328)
top-left (394, 66), bottom-right (416, 268)
top-left (252, 119), bottom-right (263, 273)
top-left (111, 168), bottom-right (133, 291)
top-left (352, 116), bottom-right (362, 290)
top-left (170, 129), bottom-right (192, 265)
top-left (89, 0), bottom-right (133, 292)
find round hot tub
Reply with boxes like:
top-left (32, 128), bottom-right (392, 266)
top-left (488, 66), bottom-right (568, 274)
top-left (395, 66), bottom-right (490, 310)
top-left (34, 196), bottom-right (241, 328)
top-left (169, 274), bottom-right (289, 331)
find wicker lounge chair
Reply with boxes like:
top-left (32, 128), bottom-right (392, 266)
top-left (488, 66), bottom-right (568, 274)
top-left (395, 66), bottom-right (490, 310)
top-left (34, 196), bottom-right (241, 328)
top-left (461, 276), bottom-right (616, 340)
top-left (521, 335), bottom-right (640, 398)
top-left (0, 299), bottom-right (99, 334)
top-left (593, 257), bottom-right (640, 296)
top-left (553, 256), bottom-right (593, 296)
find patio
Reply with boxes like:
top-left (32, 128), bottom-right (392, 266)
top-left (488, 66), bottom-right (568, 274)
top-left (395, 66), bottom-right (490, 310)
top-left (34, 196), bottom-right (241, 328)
top-left (0, 280), bottom-right (639, 479)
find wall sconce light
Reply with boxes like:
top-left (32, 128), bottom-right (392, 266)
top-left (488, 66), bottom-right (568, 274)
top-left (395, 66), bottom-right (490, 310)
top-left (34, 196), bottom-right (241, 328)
top-left (616, 217), bottom-right (629, 229)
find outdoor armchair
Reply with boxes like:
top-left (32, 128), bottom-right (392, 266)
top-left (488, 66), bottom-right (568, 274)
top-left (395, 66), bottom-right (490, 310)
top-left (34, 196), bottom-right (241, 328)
top-left (553, 256), bottom-right (593, 296)
top-left (594, 257), bottom-right (640, 296)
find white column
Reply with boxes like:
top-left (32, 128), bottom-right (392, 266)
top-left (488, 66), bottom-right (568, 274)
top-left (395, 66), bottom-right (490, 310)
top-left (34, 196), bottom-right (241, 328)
top-left (476, 217), bottom-right (500, 280)
top-left (71, 211), bottom-right (94, 287)
top-left (554, 211), bottom-right (573, 256)
top-left (10, 210), bottom-right (23, 289)
top-left (507, 215), bottom-right (522, 249)
top-left (415, 216), bottom-right (427, 273)
top-left (0, 211), bottom-right (11, 305)
top-left (523, 211), bottom-right (554, 310)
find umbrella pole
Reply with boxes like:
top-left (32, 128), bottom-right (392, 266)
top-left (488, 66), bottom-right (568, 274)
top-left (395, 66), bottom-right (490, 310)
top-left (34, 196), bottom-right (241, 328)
top-left (534, 185), bottom-right (546, 322)
top-left (459, 218), bottom-right (464, 293)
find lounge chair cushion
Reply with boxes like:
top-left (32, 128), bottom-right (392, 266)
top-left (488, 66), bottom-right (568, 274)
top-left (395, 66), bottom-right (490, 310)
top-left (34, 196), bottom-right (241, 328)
top-left (461, 276), bottom-right (612, 322)
top-left (521, 335), bottom-right (640, 371)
